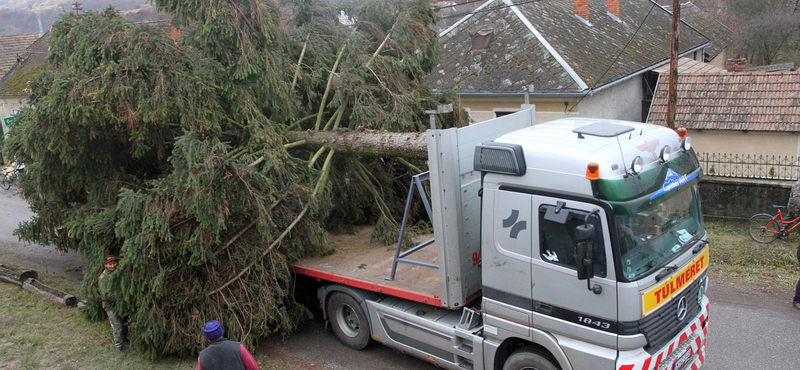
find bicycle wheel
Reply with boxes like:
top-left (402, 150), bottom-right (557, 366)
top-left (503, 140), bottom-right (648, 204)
top-left (0, 177), bottom-right (11, 190)
top-left (748, 213), bottom-right (780, 243)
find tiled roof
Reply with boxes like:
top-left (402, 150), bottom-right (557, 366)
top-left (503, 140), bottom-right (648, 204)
top-left (0, 32), bottom-right (50, 97)
top-left (664, 2), bottom-right (733, 61)
top-left (652, 57), bottom-right (725, 74)
top-left (647, 70), bottom-right (800, 131)
top-left (0, 33), bottom-right (40, 77)
top-left (428, 0), bottom-right (710, 95)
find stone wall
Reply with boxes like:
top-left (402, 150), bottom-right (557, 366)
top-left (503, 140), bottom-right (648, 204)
top-left (699, 176), bottom-right (794, 220)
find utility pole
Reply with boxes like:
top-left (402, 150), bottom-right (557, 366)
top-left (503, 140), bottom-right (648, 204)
top-left (72, 2), bottom-right (83, 15)
top-left (666, 0), bottom-right (680, 130)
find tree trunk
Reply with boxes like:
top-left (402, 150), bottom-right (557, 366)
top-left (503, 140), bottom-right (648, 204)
top-left (284, 130), bottom-right (428, 158)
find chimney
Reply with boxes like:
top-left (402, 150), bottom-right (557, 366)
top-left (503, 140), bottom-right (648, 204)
top-left (575, 0), bottom-right (589, 22)
top-left (607, 0), bottom-right (619, 19)
top-left (725, 58), bottom-right (747, 72)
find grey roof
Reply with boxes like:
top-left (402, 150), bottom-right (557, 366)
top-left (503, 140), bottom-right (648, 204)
top-left (665, 2), bottom-right (733, 61)
top-left (748, 63), bottom-right (796, 72)
top-left (428, 0), bottom-right (711, 95)
top-left (0, 32), bottom-right (49, 97)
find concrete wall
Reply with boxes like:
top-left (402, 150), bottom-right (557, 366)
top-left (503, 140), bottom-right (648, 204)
top-left (699, 176), bottom-right (793, 220)
top-left (578, 77), bottom-right (643, 122)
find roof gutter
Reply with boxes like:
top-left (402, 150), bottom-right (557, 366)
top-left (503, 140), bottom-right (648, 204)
top-left (448, 91), bottom-right (589, 98)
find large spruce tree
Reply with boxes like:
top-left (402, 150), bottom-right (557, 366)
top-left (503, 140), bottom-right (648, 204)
top-left (3, 0), bottom-right (464, 358)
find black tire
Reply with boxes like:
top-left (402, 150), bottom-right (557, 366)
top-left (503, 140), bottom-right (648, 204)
top-left (748, 213), bottom-right (779, 243)
top-left (326, 292), bottom-right (371, 350)
top-left (503, 349), bottom-right (559, 370)
top-left (1, 178), bottom-right (11, 190)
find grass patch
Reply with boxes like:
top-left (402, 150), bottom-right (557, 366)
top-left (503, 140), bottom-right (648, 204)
top-left (705, 219), bottom-right (799, 290)
top-left (0, 281), bottom-right (293, 369)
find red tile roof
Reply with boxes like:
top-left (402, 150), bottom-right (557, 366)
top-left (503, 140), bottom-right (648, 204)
top-left (648, 66), bottom-right (800, 131)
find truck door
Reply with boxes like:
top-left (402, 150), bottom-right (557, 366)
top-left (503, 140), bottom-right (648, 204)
top-left (531, 196), bottom-right (619, 360)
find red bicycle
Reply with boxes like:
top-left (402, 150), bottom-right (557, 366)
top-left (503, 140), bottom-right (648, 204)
top-left (748, 205), bottom-right (800, 243)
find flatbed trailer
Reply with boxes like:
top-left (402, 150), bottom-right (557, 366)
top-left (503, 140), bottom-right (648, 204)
top-left (292, 226), bottom-right (443, 306)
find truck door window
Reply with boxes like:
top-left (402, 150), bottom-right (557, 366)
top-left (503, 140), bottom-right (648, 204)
top-left (539, 205), bottom-right (606, 278)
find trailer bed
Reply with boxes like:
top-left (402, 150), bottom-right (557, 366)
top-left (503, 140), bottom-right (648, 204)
top-left (291, 226), bottom-right (443, 307)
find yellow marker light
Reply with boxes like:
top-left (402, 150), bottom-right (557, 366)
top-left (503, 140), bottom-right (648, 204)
top-left (586, 162), bottom-right (600, 180)
top-left (428, 356), bottom-right (436, 361)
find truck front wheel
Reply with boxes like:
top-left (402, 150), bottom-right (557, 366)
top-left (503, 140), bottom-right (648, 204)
top-left (326, 292), bottom-right (371, 350)
top-left (503, 349), bottom-right (559, 370)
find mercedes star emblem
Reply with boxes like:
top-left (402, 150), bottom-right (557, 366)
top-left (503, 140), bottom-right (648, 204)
top-left (676, 296), bottom-right (688, 321)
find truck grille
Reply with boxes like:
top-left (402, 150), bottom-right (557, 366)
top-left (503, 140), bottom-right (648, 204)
top-left (619, 272), bottom-right (705, 354)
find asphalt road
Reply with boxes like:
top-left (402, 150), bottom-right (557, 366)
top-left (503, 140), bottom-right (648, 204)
top-left (0, 188), bottom-right (85, 280)
top-left (0, 190), bottom-right (798, 369)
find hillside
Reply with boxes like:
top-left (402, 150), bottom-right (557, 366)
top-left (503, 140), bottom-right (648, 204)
top-left (0, 0), bottom-right (162, 36)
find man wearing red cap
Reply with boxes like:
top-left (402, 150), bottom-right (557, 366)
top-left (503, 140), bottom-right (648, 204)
top-left (197, 320), bottom-right (259, 370)
top-left (98, 254), bottom-right (128, 352)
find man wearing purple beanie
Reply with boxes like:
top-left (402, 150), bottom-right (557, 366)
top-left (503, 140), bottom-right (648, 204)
top-left (197, 320), bottom-right (259, 370)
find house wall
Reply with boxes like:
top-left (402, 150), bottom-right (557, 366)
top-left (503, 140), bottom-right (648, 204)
top-left (0, 96), bottom-right (25, 138)
top-left (458, 97), bottom-right (579, 123)
top-left (689, 130), bottom-right (800, 158)
top-left (577, 78), bottom-right (643, 122)
top-left (708, 47), bottom-right (731, 70)
top-left (459, 79), bottom-right (644, 124)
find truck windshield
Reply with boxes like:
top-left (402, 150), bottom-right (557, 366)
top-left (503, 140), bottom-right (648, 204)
top-left (614, 184), bottom-right (703, 281)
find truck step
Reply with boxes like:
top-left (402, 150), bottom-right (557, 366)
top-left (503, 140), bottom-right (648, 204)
top-left (456, 342), bottom-right (473, 353)
top-left (457, 358), bottom-right (474, 370)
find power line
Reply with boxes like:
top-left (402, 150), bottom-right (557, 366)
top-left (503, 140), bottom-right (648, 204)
top-left (568, 2), bottom-right (659, 113)
top-left (439, 0), bottom-right (544, 21)
top-left (432, 0), bottom-right (490, 11)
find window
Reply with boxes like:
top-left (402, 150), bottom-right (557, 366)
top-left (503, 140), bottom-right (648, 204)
top-left (539, 205), bottom-right (606, 277)
top-left (470, 29), bottom-right (493, 52)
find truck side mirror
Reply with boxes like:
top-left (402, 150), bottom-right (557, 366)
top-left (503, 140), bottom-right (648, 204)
top-left (576, 222), bottom-right (602, 295)
top-left (575, 224), bottom-right (595, 281)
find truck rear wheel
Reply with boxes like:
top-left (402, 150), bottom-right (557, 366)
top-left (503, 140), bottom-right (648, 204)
top-left (502, 349), bottom-right (559, 370)
top-left (326, 292), bottom-right (371, 350)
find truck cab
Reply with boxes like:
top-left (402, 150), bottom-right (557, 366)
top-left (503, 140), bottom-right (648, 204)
top-left (476, 117), bottom-right (708, 370)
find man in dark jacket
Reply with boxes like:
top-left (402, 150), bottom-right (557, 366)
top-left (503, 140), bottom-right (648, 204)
top-left (197, 320), bottom-right (259, 370)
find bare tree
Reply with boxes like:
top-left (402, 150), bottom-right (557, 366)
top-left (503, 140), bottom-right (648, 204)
top-left (711, 0), bottom-right (800, 65)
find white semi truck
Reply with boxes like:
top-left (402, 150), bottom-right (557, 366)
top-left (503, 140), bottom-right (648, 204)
top-left (292, 107), bottom-right (709, 370)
